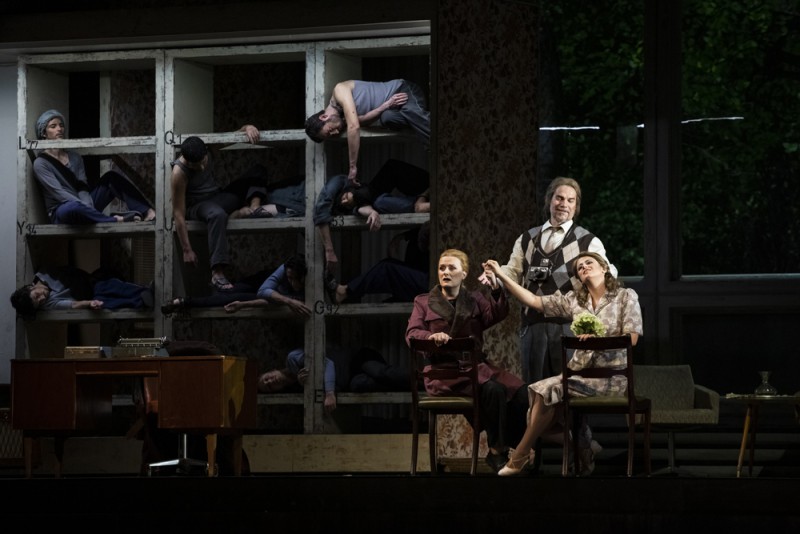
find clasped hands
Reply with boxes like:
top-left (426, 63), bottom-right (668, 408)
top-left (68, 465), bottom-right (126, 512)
top-left (480, 259), bottom-right (501, 290)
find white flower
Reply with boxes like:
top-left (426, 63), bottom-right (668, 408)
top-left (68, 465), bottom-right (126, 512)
top-left (570, 311), bottom-right (607, 337)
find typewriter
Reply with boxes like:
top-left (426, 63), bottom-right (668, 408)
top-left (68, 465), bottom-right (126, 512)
top-left (64, 337), bottom-right (170, 358)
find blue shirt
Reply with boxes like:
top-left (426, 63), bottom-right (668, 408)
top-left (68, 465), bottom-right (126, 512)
top-left (256, 263), bottom-right (304, 301)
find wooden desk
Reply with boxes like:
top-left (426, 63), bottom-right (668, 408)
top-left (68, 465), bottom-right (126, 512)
top-left (725, 394), bottom-right (800, 478)
top-left (11, 355), bottom-right (256, 477)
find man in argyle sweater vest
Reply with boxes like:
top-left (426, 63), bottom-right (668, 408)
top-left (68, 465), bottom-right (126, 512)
top-left (482, 177), bottom-right (616, 474)
top-left (489, 177), bottom-right (617, 382)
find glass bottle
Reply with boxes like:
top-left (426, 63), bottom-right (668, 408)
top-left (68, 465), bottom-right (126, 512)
top-left (754, 371), bottom-right (778, 395)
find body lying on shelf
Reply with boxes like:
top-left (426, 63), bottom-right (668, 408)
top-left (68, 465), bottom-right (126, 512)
top-left (255, 391), bottom-right (412, 406)
top-left (26, 309), bottom-right (155, 322)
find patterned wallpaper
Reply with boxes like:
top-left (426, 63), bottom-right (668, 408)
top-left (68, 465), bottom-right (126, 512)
top-left (434, 0), bottom-right (539, 460)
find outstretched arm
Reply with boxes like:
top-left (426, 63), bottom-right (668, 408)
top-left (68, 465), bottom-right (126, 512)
top-left (223, 299), bottom-right (269, 313)
top-left (269, 292), bottom-right (312, 317)
top-left (317, 223), bottom-right (338, 270)
top-left (170, 168), bottom-right (198, 267)
top-left (483, 259), bottom-right (543, 311)
top-left (478, 233), bottom-right (525, 287)
top-left (356, 205), bottom-right (382, 231)
top-left (72, 299), bottom-right (104, 310)
top-left (332, 82), bottom-right (361, 184)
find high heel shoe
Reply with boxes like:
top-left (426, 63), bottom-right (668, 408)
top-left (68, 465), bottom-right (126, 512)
top-left (498, 450), bottom-right (534, 476)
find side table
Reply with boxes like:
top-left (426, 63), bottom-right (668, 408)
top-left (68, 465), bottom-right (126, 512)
top-left (725, 393), bottom-right (800, 478)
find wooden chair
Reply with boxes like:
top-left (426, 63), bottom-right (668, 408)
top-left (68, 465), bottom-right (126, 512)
top-left (409, 337), bottom-right (481, 476)
top-left (561, 335), bottom-right (651, 477)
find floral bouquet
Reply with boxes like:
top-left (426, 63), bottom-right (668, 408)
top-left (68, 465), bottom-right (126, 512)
top-left (570, 312), bottom-right (607, 337)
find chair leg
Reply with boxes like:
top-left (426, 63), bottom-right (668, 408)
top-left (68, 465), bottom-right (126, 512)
top-left (53, 436), bottom-right (65, 479)
top-left (532, 438), bottom-right (543, 473)
top-left (410, 410), bottom-right (419, 475)
top-left (643, 412), bottom-right (652, 476)
top-left (205, 433), bottom-right (217, 477)
top-left (572, 415), bottom-right (583, 477)
top-left (470, 425), bottom-right (479, 476)
top-left (561, 410), bottom-right (572, 477)
top-left (428, 414), bottom-right (437, 475)
top-left (626, 415), bottom-right (636, 477)
top-left (667, 431), bottom-right (677, 472)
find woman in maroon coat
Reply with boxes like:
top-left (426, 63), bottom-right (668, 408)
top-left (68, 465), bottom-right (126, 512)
top-left (405, 248), bottom-right (527, 472)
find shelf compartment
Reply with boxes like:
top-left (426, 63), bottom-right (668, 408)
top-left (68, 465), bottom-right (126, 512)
top-left (27, 310), bottom-right (155, 322)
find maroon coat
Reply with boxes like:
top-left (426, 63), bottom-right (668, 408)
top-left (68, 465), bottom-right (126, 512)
top-left (405, 285), bottom-right (524, 398)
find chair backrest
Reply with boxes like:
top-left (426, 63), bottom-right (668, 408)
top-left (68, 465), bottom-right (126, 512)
top-left (561, 334), bottom-right (636, 411)
top-left (634, 364), bottom-right (720, 426)
top-left (408, 337), bottom-right (480, 403)
top-left (634, 365), bottom-right (696, 410)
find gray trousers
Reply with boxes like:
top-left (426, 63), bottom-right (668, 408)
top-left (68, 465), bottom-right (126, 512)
top-left (378, 80), bottom-right (430, 147)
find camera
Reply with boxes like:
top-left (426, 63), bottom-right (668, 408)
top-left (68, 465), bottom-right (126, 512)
top-left (527, 259), bottom-right (552, 282)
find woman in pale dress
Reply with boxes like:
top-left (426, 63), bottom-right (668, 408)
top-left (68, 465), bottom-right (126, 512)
top-left (482, 251), bottom-right (643, 476)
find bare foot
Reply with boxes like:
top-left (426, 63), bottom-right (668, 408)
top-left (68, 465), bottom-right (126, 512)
top-left (144, 208), bottom-right (156, 221)
top-left (210, 272), bottom-right (234, 291)
top-left (228, 206), bottom-right (253, 219)
top-left (113, 214), bottom-right (141, 222)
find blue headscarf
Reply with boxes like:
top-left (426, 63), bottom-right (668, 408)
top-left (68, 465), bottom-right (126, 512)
top-left (36, 109), bottom-right (65, 140)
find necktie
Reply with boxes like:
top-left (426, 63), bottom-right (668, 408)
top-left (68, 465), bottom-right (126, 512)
top-left (544, 226), bottom-right (561, 253)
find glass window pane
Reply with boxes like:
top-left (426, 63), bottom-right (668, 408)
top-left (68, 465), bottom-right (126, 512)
top-left (681, 0), bottom-right (800, 275)
top-left (538, 1), bottom-right (645, 276)
top-left (682, 312), bottom-right (800, 394)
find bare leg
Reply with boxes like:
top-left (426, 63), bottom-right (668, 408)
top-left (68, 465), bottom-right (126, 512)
top-left (509, 395), bottom-right (556, 465)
